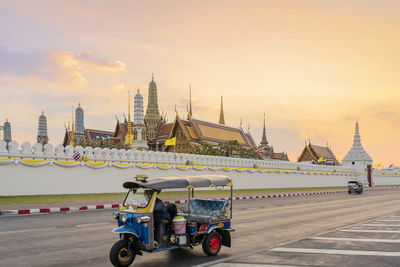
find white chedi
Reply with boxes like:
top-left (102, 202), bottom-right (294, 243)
top-left (342, 121), bottom-right (373, 185)
top-left (342, 121), bottom-right (372, 164)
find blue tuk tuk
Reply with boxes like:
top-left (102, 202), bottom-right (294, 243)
top-left (109, 174), bottom-right (234, 267)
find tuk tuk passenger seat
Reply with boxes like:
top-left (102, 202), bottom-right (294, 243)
top-left (185, 199), bottom-right (228, 223)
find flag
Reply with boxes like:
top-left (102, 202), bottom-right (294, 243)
top-left (376, 163), bottom-right (382, 167)
top-left (73, 152), bottom-right (81, 161)
top-left (317, 156), bottom-right (323, 163)
top-left (389, 164), bottom-right (394, 168)
top-left (165, 137), bottom-right (176, 146)
top-left (256, 146), bottom-right (264, 153)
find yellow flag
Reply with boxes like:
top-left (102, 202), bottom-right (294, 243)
top-left (376, 163), bottom-right (382, 167)
top-left (165, 137), bottom-right (176, 146)
top-left (317, 156), bottom-right (323, 163)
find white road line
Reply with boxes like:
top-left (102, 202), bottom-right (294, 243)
top-left (0, 227), bottom-right (56, 235)
top-left (311, 237), bottom-right (400, 243)
top-left (340, 229), bottom-right (400, 233)
top-left (213, 264), bottom-right (300, 267)
top-left (362, 224), bottom-right (400, 227)
top-left (270, 247), bottom-right (400, 256)
top-left (76, 222), bottom-right (110, 228)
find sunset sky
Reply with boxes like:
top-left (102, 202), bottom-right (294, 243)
top-left (0, 0), bottom-right (399, 166)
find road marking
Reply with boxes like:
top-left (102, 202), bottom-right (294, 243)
top-left (311, 237), bottom-right (400, 243)
top-left (76, 222), bottom-right (110, 228)
top-left (378, 220), bottom-right (400, 222)
top-left (0, 227), bottom-right (56, 235)
top-left (362, 224), bottom-right (400, 227)
top-left (341, 229), bottom-right (400, 233)
top-left (270, 247), bottom-right (400, 256)
top-left (213, 264), bottom-right (300, 267)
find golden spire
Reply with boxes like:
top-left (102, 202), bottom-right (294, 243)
top-left (70, 106), bottom-right (75, 146)
top-left (125, 90), bottom-right (133, 145)
top-left (189, 84), bottom-right (192, 116)
top-left (219, 96), bottom-right (225, 125)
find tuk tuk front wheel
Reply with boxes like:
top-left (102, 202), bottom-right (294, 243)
top-left (109, 240), bottom-right (136, 267)
top-left (202, 231), bottom-right (222, 256)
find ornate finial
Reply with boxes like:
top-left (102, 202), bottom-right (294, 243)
top-left (137, 88), bottom-right (140, 94)
top-left (78, 102), bottom-right (81, 107)
top-left (6, 118), bottom-right (8, 122)
top-left (128, 90), bottom-right (131, 122)
top-left (70, 105), bottom-right (75, 146)
top-left (219, 96), bottom-right (225, 125)
top-left (248, 123), bottom-right (250, 132)
top-left (115, 114), bottom-right (119, 121)
top-left (189, 84), bottom-right (193, 116)
top-left (152, 73), bottom-right (154, 80)
top-left (308, 138), bottom-right (311, 144)
top-left (41, 110), bottom-right (44, 115)
top-left (175, 105), bottom-right (178, 115)
top-left (239, 118), bottom-right (242, 128)
top-left (186, 104), bottom-right (190, 115)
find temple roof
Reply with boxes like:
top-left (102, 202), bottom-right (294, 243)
top-left (85, 129), bottom-right (114, 142)
top-left (164, 115), bottom-right (256, 148)
top-left (342, 121), bottom-right (372, 162)
top-left (298, 142), bottom-right (339, 165)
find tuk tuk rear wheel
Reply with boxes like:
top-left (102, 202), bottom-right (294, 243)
top-left (109, 240), bottom-right (136, 267)
top-left (202, 231), bottom-right (222, 256)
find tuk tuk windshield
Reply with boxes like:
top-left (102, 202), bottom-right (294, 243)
top-left (123, 188), bottom-right (150, 208)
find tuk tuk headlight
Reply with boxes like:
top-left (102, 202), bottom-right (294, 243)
top-left (112, 212), bottom-right (119, 220)
top-left (120, 213), bottom-right (128, 223)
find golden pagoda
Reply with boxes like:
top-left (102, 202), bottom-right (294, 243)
top-left (124, 90), bottom-right (133, 146)
top-left (70, 106), bottom-right (76, 146)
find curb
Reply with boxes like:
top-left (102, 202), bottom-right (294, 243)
top-left (1, 187), bottom-right (398, 216)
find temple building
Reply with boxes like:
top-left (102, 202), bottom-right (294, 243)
top-left (63, 104), bottom-right (116, 147)
top-left (145, 74), bottom-right (162, 141)
top-left (74, 103), bottom-right (85, 143)
top-left (3, 119), bottom-right (11, 143)
top-left (342, 121), bottom-right (373, 185)
top-left (132, 89), bottom-right (148, 149)
top-left (162, 110), bottom-right (256, 153)
top-left (114, 90), bottom-right (148, 149)
top-left (37, 112), bottom-right (49, 146)
top-left (259, 113), bottom-right (289, 161)
top-left (298, 141), bottom-right (339, 165)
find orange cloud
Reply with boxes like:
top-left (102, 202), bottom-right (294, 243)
top-left (50, 50), bottom-right (127, 86)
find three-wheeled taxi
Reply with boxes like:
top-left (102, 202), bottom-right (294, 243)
top-left (348, 180), bottom-right (363, 194)
top-left (109, 174), bottom-right (234, 267)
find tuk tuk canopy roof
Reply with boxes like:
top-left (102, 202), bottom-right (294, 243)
top-left (123, 175), bottom-right (232, 190)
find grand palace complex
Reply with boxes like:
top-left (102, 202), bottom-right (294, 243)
top-left (60, 75), bottom-right (345, 163)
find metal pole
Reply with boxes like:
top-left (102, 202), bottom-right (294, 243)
top-left (187, 188), bottom-right (191, 223)
top-left (230, 185), bottom-right (233, 219)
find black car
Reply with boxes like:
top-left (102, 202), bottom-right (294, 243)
top-left (348, 181), bottom-right (363, 194)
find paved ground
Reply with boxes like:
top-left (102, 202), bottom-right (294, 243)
top-left (1, 189), bottom-right (400, 266)
top-left (207, 212), bottom-right (400, 267)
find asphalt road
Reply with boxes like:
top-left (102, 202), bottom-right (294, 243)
top-left (1, 189), bottom-right (400, 267)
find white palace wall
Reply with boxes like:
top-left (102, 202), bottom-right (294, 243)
top-left (0, 141), bottom-right (398, 196)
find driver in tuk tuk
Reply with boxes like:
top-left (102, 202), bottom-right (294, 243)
top-left (145, 189), bottom-right (170, 246)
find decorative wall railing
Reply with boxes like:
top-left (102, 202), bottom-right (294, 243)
top-left (0, 140), bottom-right (357, 173)
top-left (374, 169), bottom-right (400, 177)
